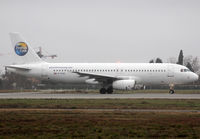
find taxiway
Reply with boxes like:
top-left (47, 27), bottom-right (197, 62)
top-left (0, 92), bottom-right (200, 99)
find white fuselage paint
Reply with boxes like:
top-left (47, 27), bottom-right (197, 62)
top-left (8, 62), bottom-right (199, 86)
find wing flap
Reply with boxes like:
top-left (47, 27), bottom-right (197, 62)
top-left (74, 72), bottom-right (119, 83)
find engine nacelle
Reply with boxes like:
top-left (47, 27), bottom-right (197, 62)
top-left (112, 80), bottom-right (135, 90)
top-left (85, 79), bottom-right (99, 84)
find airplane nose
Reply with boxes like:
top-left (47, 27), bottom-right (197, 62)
top-left (193, 73), bottom-right (199, 81)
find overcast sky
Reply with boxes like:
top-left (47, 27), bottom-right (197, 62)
top-left (0, 0), bottom-right (200, 70)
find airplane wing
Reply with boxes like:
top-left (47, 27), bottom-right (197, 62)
top-left (74, 72), bottom-right (119, 83)
top-left (5, 65), bottom-right (31, 71)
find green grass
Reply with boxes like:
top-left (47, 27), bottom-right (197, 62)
top-left (0, 89), bottom-right (38, 93)
top-left (1, 99), bottom-right (200, 110)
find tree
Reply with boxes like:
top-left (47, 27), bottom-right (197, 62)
top-left (155, 58), bottom-right (163, 63)
top-left (149, 58), bottom-right (163, 63)
top-left (177, 50), bottom-right (184, 65)
top-left (186, 62), bottom-right (194, 72)
top-left (184, 56), bottom-right (200, 73)
top-left (149, 59), bottom-right (154, 63)
top-left (0, 72), bottom-right (40, 90)
top-left (191, 57), bottom-right (200, 73)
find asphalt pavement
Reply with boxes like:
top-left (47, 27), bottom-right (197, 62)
top-left (0, 92), bottom-right (200, 99)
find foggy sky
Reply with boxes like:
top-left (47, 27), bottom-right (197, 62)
top-left (0, 0), bottom-right (200, 70)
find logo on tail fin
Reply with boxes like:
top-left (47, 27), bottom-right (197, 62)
top-left (14, 42), bottom-right (28, 56)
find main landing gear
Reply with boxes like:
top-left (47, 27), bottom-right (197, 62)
top-left (169, 84), bottom-right (175, 94)
top-left (100, 86), bottom-right (113, 94)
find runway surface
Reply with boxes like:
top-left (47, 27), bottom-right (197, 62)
top-left (1, 92), bottom-right (200, 99)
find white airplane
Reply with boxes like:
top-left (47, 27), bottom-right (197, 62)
top-left (5, 33), bottom-right (199, 94)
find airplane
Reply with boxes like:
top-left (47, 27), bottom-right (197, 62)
top-left (5, 33), bottom-right (199, 94)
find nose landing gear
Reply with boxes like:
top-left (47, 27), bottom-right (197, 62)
top-left (169, 89), bottom-right (175, 94)
top-left (169, 84), bottom-right (175, 94)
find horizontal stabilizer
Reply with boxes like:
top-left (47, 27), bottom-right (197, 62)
top-left (5, 65), bottom-right (31, 71)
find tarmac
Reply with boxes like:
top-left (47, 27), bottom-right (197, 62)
top-left (0, 92), bottom-right (200, 99)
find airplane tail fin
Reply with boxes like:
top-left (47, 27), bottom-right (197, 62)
top-left (9, 32), bottom-right (44, 64)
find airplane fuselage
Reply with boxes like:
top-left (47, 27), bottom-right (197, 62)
top-left (8, 62), bottom-right (198, 86)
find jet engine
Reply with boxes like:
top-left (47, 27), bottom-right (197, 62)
top-left (85, 79), bottom-right (99, 84)
top-left (112, 80), bottom-right (135, 90)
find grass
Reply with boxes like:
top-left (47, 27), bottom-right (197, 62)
top-left (1, 99), bottom-right (200, 138)
top-left (0, 110), bottom-right (200, 138)
top-left (0, 99), bottom-right (200, 110)
top-left (0, 89), bottom-right (37, 93)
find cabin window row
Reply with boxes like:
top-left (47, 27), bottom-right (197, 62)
top-left (52, 69), bottom-right (166, 72)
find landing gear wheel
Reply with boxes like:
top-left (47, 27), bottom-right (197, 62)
top-left (169, 89), bottom-right (175, 94)
top-left (100, 88), bottom-right (106, 94)
top-left (107, 87), bottom-right (113, 94)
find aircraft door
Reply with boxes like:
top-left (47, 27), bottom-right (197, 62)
top-left (167, 65), bottom-right (174, 77)
top-left (167, 65), bottom-right (175, 83)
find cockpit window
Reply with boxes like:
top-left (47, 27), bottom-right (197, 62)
top-left (180, 69), bottom-right (190, 72)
